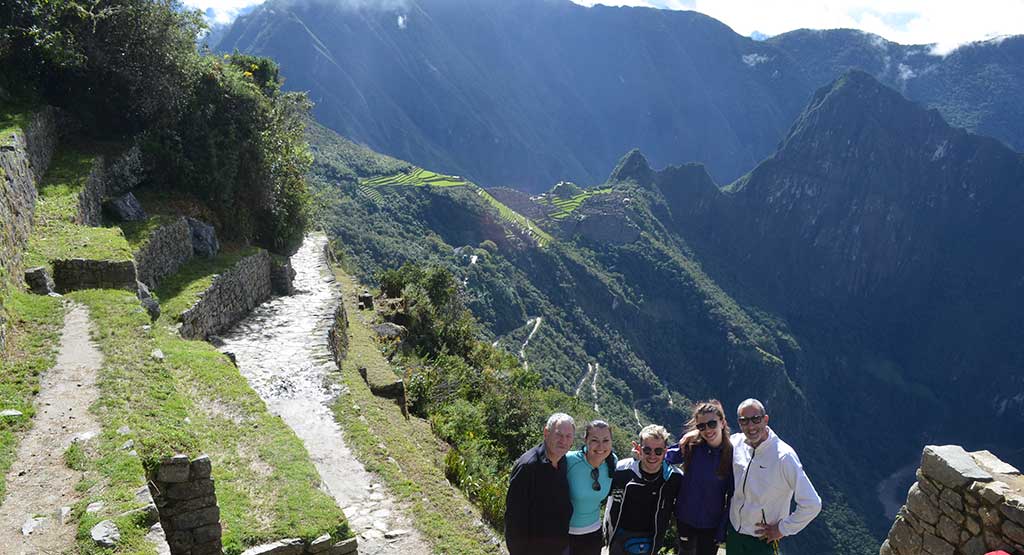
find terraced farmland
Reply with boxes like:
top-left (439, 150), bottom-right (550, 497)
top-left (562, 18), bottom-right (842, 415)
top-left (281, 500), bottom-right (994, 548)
top-left (360, 168), bottom-right (554, 247)
top-left (535, 187), bottom-right (613, 220)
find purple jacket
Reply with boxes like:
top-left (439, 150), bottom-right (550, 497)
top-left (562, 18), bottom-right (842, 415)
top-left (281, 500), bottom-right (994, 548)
top-left (665, 441), bottom-right (734, 540)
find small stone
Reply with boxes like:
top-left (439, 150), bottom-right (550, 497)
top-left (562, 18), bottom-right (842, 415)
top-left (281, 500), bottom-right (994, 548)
top-left (117, 425), bottom-right (131, 435)
top-left (361, 529), bottom-right (384, 541)
top-left (0, 409), bottom-right (23, 418)
top-left (22, 516), bottom-right (48, 535)
top-left (121, 439), bottom-right (134, 450)
top-left (922, 531), bottom-right (954, 555)
top-left (91, 520), bottom-right (121, 548)
top-left (370, 508), bottom-right (391, 518)
top-left (330, 537), bottom-right (358, 555)
top-left (309, 533), bottom-right (333, 553)
top-left (966, 515), bottom-right (981, 535)
top-left (103, 192), bottom-right (147, 221)
top-left (962, 535), bottom-right (987, 555)
top-left (373, 520), bottom-right (388, 532)
top-left (59, 506), bottom-right (72, 525)
top-left (86, 501), bottom-right (105, 514)
top-left (384, 529), bottom-right (408, 539)
top-left (151, 349), bottom-right (165, 361)
top-left (136, 485), bottom-right (154, 504)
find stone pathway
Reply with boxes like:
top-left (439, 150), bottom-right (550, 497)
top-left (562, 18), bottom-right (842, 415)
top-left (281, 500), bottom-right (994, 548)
top-left (219, 234), bottom-right (431, 554)
top-left (0, 302), bottom-right (102, 555)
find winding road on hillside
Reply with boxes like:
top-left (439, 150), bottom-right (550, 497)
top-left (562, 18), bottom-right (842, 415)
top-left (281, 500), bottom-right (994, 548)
top-left (217, 234), bottom-right (430, 554)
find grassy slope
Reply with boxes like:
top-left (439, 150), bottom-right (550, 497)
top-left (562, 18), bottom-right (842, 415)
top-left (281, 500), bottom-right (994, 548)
top-left (331, 270), bottom-right (504, 555)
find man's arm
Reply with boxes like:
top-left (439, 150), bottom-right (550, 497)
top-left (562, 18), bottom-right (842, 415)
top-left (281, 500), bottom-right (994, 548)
top-left (504, 459), bottom-right (533, 554)
top-left (777, 451), bottom-right (822, 536)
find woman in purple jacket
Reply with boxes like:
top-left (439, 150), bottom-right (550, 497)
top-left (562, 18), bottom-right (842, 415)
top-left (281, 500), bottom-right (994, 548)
top-left (665, 399), bottom-right (734, 555)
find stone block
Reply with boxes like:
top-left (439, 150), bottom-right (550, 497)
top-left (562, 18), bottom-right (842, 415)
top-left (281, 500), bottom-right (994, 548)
top-left (52, 258), bottom-right (138, 293)
top-left (1000, 493), bottom-right (1024, 527)
top-left (980, 506), bottom-right (1002, 528)
top-left (25, 267), bottom-right (55, 294)
top-left (971, 481), bottom-right (1009, 505)
top-left (939, 488), bottom-right (963, 512)
top-left (936, 515), bottom-right (959, 544)
top-left (169, 506), bottom-right (219, 530)
top-left (166, 528), bottom-right (193, 550)
top-left (157, 455), bottom-right (192, 483)
top-left (165, 478), bottom-right (216, 501)
top-left (1004, 519), bottom-right (1024, 545)
top-left (190, 455), bottom-right (212, 479)
top-left (918, 476), bottom-right (941, 498)
top-left (191, 523), bottom-right (222, 544)
top-left (966, 516), bottom-right (982, 535)
top-left (103, 192), bottom-right (146, 221)
top-left (921, 532), bottom-right (953, 555)
top-left (970, 450), bottom-right (1021, 476)
top-left (330, 537), bottom-right (358, 555)
top-left (907, 483), bottom-right (940, 525)
top-left (961, 535), bottom-right (987, 555)
top-left (309, 533), bottom-right (333, 553)
top-left (921, 446), bottom-right (992, 490)
top-left (157, 495), bottom-right (218, 518)
top-left (241, 539), bottom-right (304, 555)
top-left (91, 520), bottom-right (121, 548)
top-left (888, 519), bottom-right (921, 554)
top-left (192, 541), bottom-right (224, 555)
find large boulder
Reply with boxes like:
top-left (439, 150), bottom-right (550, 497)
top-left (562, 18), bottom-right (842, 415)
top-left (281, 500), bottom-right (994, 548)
top-left (24, 266), bottom-right (55, 295)
top-left (103, 192), bottom-right (147, 222)
top-left (187, 218), bottom-right (219, 258)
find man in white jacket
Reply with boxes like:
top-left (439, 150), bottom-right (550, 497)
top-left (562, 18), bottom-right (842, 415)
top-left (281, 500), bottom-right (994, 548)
top-left (728, 398), bottom-right (821, 554)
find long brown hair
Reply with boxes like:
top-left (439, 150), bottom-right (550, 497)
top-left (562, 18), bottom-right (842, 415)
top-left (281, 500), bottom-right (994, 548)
top-left (682, 399), bottom-right (732, 479)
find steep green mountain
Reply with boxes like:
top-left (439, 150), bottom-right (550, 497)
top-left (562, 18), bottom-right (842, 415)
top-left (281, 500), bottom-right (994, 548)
top-left (219, 0), bottom-right (1023, 193)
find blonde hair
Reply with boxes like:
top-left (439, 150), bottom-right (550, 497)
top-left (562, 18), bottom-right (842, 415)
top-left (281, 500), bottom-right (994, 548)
top-left (638, 424), bottom-right (670, 445)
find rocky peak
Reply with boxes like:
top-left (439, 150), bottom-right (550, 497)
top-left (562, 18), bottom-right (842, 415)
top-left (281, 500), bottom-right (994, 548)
top-left (607, 149), bottom-right (655, 187)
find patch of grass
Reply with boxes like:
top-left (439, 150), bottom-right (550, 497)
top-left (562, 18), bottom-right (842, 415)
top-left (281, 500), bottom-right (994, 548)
top-left (154, 247), bottom-right (260, 322)
top-left (332, 269), bottom-right (503, 555)
top-left (0, 290), bottom-right (64, 502)
top-left (69, 288), bottom-right (350, 554)
top-left (119, 214), bottom-right (182, 252)
top-left (0, 107), bottom-right (32, 146)
top-left (24, 148), bottom-right (134, 272)
top-left (64, 441), bottom-right (88, 471)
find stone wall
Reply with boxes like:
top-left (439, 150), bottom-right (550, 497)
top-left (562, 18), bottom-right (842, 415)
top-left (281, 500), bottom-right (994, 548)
top-left (148, 455), bottom-right (222, 555)
top-left (52, 259), bottom-right (139, 293)
top-left (240, 535), bottom-right (357, 555)
top-left (881, 445), bottom-right (1024, 555)
top-left (135, 217), bottom-right (193, 288)
top-left (75, 144), bottom-right (146, 226)
top-left (178, 250), bottom-right (274, 340)
top-left (76, 156), bottom-right (107, 226)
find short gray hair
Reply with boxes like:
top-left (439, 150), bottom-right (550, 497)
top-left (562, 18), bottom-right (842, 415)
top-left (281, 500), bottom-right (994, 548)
top-left (545, 412), bottom-right (576, 432)
top-left (737, 398), bottom-right (766, 415)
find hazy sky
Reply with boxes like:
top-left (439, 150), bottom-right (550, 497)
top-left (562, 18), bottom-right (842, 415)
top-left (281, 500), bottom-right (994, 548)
top-left (188, 0), bottom-right (1024, 55)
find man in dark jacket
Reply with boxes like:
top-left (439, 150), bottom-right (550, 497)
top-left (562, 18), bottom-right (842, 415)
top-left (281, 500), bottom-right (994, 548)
top-left (505, 412), bottom-right (576, 555)
top-left (603, 424), bottom-right (683, 555)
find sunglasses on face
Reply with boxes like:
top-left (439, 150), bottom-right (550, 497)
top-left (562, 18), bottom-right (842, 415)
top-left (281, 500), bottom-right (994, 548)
top-left (695, 419), bottom-right (718, 431)
top-left (641, 446), bottom-right (665, 456)
top-left (590, 467), bottom-right (601, 491)
top-left (737, 415), bottom-right (765, 426)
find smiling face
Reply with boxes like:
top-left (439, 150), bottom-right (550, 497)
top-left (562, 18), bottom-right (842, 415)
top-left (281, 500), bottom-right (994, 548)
top-left (695, 411), bottom-right (723, 447)
top-left (639, 436), bottom-right (667, 474)
top-left (543, 421), bottom-right (575, 463)
top-left (737, 404), bottom-right (769, 447)
top-left (584, 425), bottom-right (612, 466)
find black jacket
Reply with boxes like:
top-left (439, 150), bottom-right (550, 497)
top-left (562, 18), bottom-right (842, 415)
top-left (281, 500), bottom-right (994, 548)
top-left (603, 458), bottom-right (683, 553)
top-left (504, 443), bottom-right (572, 555)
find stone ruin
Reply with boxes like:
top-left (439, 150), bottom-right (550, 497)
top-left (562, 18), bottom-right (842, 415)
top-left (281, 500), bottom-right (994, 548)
top-left (882, 445), bottom-right (1024, 555)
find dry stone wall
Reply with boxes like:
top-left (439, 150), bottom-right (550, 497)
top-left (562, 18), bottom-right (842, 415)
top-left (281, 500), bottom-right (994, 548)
top-left (148, 455), bottom-right (222, 555)
top-left (179, 250), bottom-right (274, 340)
top-left (135, 217), bottom-right (193, 288)
top-left (881, 445), bottom-right (1024, 555)
top-left (52, 259), bottom-right (138, 293)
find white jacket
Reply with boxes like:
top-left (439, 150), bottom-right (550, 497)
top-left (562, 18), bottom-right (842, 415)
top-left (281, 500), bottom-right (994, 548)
top-left (729, 428), bottom-right (821, 537)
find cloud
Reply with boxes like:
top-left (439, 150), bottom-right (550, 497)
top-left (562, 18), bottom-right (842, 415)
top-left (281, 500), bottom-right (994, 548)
top-left (184, 0), bottom-right (410, 26)
top-left (571, 0), bottom-right (1024, 54)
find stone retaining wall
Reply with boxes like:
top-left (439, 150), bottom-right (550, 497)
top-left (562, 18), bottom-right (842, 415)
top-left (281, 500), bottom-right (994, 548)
top-left (179, 250), bottom-right (274, 340)
top-left (52, 258), bottom-right (139, 293)
top-left (135, 217), bottom-right (193, 288)
top-left (148, 455), bottom-right (222, 555)
top-left (881, 445), bottom-right (1024, 555)
top-left (240, 535), bottom-right (357, 555)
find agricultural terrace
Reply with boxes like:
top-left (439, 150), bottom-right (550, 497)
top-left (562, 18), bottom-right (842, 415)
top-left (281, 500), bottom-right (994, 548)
top-left (534, 187), bottom-right (613, 220)
top-left (360, 169), bottom-right (554, 247)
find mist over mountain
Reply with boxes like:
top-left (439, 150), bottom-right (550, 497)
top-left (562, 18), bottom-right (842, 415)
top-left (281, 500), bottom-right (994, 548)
top-left (219, 0), bottom-right (1023, 193)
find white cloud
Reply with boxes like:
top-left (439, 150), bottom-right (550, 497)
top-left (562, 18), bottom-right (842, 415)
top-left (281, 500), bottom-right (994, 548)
top-left (572, 0), bottom-right (1024, 54)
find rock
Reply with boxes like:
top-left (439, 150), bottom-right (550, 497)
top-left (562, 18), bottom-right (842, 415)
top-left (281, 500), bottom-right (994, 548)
top-left (358, 292), bottom-right (373, 309)
top-left (887, 516), bottom-right (921, 553)
top-left (972, 481), bottom-right (1010, 505)
top-left (118, 425), bottom-right (131, 435)
top-left (384, 529), bottom-right (409, 538)
top-left (309, 533), bottom-right (333, 553)
top-left (936, 515), bottom-right (959, 544)
top-left (921, 532), bottom-right (953, 555)
top-left (86, 501), bottom-right (105, 514)
top-left (879, 539), bottom-right (893, 555)
top-left (1004, 520), bottom-right (1024, 545)
top-left (59, 506), bottom-right (72, 525)
top-left (961, 536), bottom-right (987, 555)
top-left (970, 450), bottom-right (1021, 476)
top-left (907, 482), bottom-right (940, 525)
top-left (187, 218), bottom-right (219, 258)
top-left (103, 192), bottom-right (147, 222)
top-left (136, 484), bottom-right (154, 504)
top-left (921, 445), bottom-right (992, 489)
top-left (240, 538), bottom-right (304, 555)
top-left (119, 503), bottom-right (159, 526)
top-left (121, 439), bottom-right (134, 450)
top-left (91, 520), bottom-right (121, 547)
top-left (372, 322), bottom-right (406, 339)
top-left (137, 281), bottom-right (161, 320)
top-left (25, 266), bottom-right (55, 294)
top-left (1001, 492), bottom-right (1024, 527)
top-left (330, 537), bottom-right (358, 555)
top-left (151, 349), bottom-right (165, 361)
top-left (22, 516), bottom-right (48, 535)
top-left (156, 454), bottom-right (191, 483)
top-left (190, 455), bottom-right (212, 479)
top-left (0, 409), bottom-right (23, 418)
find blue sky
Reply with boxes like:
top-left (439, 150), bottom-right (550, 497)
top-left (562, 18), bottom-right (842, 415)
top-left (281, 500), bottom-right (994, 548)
top-left (187, 0), bottom-right (1024, 54)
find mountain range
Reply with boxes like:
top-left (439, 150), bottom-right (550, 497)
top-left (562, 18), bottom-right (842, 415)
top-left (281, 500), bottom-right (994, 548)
top-left (218, 0), bottom-right (1024, 192)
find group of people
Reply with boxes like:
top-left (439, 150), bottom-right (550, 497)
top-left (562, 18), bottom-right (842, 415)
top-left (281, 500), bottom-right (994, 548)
top-left (504, 399), bottom-right (822, 555)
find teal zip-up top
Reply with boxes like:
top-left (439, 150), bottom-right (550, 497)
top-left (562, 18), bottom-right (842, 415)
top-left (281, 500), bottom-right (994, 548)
top-left (566, 449), bottom-right (617, 533)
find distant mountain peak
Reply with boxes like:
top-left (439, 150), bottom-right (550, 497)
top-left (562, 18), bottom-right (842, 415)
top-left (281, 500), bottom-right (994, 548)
top-left (608, 149), bottom-right (655, 186)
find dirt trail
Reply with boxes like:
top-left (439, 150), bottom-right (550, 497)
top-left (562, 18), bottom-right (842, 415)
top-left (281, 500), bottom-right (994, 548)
top-left (218, 234), bottom-right (431, 554)
top-left (0, 303), bottom-right (102, 555)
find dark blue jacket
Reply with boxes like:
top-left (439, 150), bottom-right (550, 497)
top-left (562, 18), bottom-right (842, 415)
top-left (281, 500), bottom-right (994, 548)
top-left (665, 442), bottom-right (734, 541)
top-left (505, 443), bottom-right (572, 555)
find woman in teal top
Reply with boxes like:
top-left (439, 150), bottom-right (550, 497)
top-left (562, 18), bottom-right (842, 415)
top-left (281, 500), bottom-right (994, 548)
top-left (566, 420), bottom-right (617, 555)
